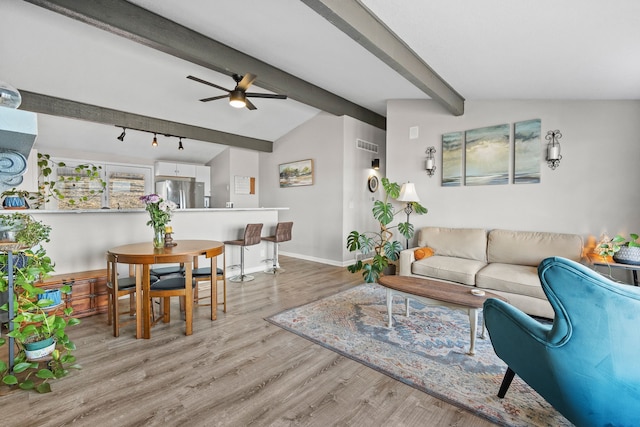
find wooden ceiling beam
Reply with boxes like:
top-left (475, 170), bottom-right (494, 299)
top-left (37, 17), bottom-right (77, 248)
top-left (19, 91), bottom-right (273, 152)
top-left (301, 0), bottom-right (465, 116)
top-left (24, 0), bottom-right (386, 130)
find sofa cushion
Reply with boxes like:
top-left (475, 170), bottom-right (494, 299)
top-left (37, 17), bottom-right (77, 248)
top-left (487, 229), bottom-right (583, 267)
top-left (414, 247), bottom-right (434, 260)
top-left (476, 263), bottom-right (545, 299)
top-left (418, 227), bottom-right (487, 262)
top-left (412, 255), bottom-right (487, 286)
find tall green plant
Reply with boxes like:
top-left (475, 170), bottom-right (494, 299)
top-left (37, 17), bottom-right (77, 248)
top-left (346, 178), bottom-right (427, 282)
top-left (0, 214), bottom-right (80, 393)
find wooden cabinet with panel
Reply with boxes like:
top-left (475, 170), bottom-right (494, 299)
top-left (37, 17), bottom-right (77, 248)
top-left (37, 269), bottom-right (108, 318)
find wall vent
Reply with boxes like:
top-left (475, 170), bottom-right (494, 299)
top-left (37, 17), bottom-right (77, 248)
top-left (356, 139), bottom-right (378, 154)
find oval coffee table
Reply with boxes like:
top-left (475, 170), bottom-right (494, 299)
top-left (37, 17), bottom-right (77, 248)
top-left (378, 275), bottom-right (507, 355)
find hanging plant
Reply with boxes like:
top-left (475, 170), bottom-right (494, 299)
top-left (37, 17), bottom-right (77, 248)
top-left (0, 153), bottom-right (107, 209)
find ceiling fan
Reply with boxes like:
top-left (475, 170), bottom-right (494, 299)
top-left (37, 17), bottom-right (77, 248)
top-left (187, 73), bottom-right (287, 110)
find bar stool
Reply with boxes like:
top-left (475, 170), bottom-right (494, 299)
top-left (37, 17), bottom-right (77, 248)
top-left (224, 223), bottom-right (263, 282)
top-left (262, 222), bottom-right (293, 274)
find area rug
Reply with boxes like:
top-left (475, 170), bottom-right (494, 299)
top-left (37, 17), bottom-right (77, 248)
top-left (266, 283), bottom-right (571, 427)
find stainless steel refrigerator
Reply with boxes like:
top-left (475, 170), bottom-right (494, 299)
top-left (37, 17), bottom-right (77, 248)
top-left (155, 178), bottom-right (205, 209)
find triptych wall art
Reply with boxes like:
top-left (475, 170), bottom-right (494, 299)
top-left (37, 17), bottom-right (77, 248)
top-left (441, 119), bottom-right (541, 187)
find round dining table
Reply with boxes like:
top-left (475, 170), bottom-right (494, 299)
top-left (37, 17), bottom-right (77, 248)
top-left (107, 240), bottom-right (224, 339)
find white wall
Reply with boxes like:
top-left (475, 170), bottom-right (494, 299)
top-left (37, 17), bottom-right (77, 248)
top-left (386, 100), bottom-right (640, 248)
top-left (260, 112), bottom-right (385, 265)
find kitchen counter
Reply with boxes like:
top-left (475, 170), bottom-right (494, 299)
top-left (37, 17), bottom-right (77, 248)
top-left (5, 208), bottom-right (288, 275)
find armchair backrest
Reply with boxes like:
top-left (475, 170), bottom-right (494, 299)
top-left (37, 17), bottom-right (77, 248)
top-left (486, 256), bottom-right (640, 426)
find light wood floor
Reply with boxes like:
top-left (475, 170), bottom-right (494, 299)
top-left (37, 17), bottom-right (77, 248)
top-left (1, 256), bottom-right (496, 427)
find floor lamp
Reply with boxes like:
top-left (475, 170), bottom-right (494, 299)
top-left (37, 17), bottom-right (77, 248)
top-left (397, 182), bottom-right (420, 249)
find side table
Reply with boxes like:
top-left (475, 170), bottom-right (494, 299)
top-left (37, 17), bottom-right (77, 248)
top-left (591, 260), bottom-right (640, 286)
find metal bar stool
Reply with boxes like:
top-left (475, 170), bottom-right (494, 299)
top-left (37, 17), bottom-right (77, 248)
top-left (262, 221), bottom-right (293, 274)
top-left (224, 223), bottom-right (263, 282)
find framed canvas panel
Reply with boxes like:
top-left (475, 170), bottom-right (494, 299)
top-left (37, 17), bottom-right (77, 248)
top-left (442, 131), bottom-right (463, 187)
top-left (514, 119), bottom-right (541, 184)
top-left (279, 159), bottom-right (314, 187)
top-left (465, 124), bottom-right (509, 186)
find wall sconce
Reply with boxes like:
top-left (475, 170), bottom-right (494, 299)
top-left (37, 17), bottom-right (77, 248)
top-left (425, 146), bottom-right (436, 177)
top-left (371, 158), bottom-right (380, 170)
top-left (545, 130), bottom-right (562, 170)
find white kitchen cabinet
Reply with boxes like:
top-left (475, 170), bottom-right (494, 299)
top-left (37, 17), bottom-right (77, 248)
top-left (196, 165), bottom-right (211, 196)
top-left (154, 161), bottom-right (196, 178)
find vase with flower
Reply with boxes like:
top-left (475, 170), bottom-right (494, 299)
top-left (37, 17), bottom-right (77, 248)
top-left (140, 194), bottom-right (177, 248)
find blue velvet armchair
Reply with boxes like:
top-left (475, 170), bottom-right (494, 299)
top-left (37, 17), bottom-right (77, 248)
top-left (484, 256), bottom-right (640, 427)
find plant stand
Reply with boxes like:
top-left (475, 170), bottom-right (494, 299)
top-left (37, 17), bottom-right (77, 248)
top-left (4, 250), bottom-right (17, 373)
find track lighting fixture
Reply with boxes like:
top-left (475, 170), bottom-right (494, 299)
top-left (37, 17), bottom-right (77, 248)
top-left (114, 125), bottom-right (185, 150)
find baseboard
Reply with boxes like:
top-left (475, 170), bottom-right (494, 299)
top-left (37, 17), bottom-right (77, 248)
top-left (279, 251), bottom-right (350, 267)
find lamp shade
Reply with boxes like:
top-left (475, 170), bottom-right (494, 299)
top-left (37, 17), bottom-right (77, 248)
top-left (229, 90), bottom-right (246, 108)
top-left (397, 182), bottom-right (420, 202)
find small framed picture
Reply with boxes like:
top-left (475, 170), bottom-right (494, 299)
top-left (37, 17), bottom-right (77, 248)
top-left (279, 159), bottom-right (314, 188)
top-left (368, 175), bottom-right (379, 192)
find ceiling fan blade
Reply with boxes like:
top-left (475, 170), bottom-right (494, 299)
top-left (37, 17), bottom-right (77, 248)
top-left (199, 95), bottom-right (229, 102)
top-left (236, 73), bottom-right (257, 91)
top-left (187, 75), bottom-right (231, 93)
top-left (246, 93), bottom-right (288, 100)
top-left (245, 98), bottom-right (257, 110)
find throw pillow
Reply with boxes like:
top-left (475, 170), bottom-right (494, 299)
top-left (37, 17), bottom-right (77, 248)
top-left (414, 246), bottom-right (434, 260)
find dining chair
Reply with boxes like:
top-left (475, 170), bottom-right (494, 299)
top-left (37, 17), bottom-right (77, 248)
top-left (224, 223), bottom-right (263, 282)
top-left (191, 253), bottom-right (227, 315)
top-left (148, 276), bottom-right (196, 335)
top-left (262, 221), bottom-right (293, 274)
top-left (106, 253), bottom-right (158, 337)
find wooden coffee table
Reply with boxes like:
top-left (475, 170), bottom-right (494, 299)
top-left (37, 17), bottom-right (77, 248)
top-left (378, 275), bottom-right (507, 355)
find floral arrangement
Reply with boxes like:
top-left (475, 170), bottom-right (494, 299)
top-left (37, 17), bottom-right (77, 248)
top-left (139, 194), bottom-right (177, 231)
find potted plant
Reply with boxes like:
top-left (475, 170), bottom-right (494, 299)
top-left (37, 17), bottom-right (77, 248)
top-left (0, 152), bottom-right (107, 209)
top-left (610, 233), bottom-right (640, 265)
top-left (346, 178), bottom-right (428, 283)
top-left (0, 213), bottom-right (80, 393)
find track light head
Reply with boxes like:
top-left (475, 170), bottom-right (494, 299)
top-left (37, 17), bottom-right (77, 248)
top-left (152, 133), bottom-right (158, 147)
top-left (178, 138), bottom-right (184, 151)
top-left (117, 128), bottom-right (126, 141)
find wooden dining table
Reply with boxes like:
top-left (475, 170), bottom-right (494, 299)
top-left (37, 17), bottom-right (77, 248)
top-left (107, 240), bottom-right (224, 339)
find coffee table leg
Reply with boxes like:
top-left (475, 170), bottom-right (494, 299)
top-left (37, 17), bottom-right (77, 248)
top-left (468, 308), bottom-right (478, 355)
top-left (387, 288), bottom-right (393, 328)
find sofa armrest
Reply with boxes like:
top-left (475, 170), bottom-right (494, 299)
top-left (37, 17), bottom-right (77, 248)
top-left (399, 248), bottom-right (416, 276)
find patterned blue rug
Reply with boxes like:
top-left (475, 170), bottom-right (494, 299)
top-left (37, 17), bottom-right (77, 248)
top-left (266, 283), bottom-right (571, 427)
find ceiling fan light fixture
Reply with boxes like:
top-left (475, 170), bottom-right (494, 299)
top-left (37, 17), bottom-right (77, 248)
top-left (229, 89), bottom-right (246, 108)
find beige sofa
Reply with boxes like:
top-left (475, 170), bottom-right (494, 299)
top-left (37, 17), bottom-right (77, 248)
top-left (399, 227), bottom-right (584, 318)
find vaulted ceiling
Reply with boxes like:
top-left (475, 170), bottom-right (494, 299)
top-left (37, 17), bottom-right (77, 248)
top-left (3, 0), bottom-right (638, 164)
